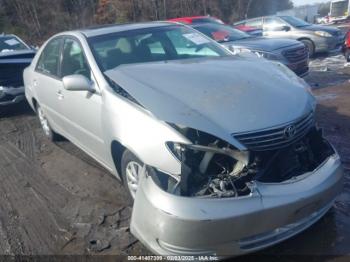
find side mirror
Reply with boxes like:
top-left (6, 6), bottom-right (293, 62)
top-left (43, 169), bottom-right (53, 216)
top-left (62, 75), bottom-right (94, 92)
top-left (281, 25), bottom-right (291, 31)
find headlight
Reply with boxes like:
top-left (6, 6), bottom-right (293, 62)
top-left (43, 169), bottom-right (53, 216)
top-left (165, 140), bottom-right (250, 198)
top-left (230, 47), bottom-right (280, 60)
top-left (0, 86), bottom-right (4, 98)
top-left (315, 31), bottom-right (332, 38)
top-left (230, 47), bottom-right (252, 55)
top-left (166, 141), bottom-right (186, 161)
top-left (253, 51), bottom-right (280, 60)
top-left (166, 141), bottom-right (249, 168)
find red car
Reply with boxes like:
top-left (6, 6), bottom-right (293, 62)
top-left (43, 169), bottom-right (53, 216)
top-left (343, 30), bottom-right (350, 62)
top-left (168, 16), bottom-right (224, 25)
top-left (234, 24), bottom-right (263, 37)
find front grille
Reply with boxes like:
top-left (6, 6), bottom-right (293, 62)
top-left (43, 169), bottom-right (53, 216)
top-left (334, 31), bottom-right (343, 37)
top-left (233, 111), bottom-right (315, 151)
top-left (293, 62), bottom-right (309, 76)
top-left (282, 46), bottom-right (308, 63)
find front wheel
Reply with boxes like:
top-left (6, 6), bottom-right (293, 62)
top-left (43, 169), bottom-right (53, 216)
top-left (121, 150), bottom-right (145, 202)
top-left (36, 104), bottom-right (60, 141)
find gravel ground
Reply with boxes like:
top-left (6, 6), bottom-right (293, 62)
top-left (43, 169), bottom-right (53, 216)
top-left (0, 32), bottom-right (350, 260)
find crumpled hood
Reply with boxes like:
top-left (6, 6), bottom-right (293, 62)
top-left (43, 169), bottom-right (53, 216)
top-left (223, 37), bottom-right (301, 52)
top-left (105, 57), bottom-right (314, 144)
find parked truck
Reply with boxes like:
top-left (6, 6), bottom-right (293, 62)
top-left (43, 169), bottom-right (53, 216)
top-left (329, 0), bottom-right (350, 23)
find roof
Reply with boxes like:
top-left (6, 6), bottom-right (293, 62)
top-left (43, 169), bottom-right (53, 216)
top-left (78, 21), bottom-right (173, 38)
top-left (168, 16), bottom-right (210, 24)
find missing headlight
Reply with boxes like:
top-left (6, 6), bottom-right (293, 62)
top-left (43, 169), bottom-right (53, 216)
top-left (165, 127), bottom-right (252, 198)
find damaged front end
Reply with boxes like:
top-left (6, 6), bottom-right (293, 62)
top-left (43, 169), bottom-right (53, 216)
top-left (131, 112), bottom-right (343, 256)
top-left (0, 50), bottom-right (35, 106)
top-left (150, 113), bottom-right (335, 199)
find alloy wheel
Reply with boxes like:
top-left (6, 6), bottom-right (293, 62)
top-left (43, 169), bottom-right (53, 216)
top-left (125, 161), bottom-right (143, 199)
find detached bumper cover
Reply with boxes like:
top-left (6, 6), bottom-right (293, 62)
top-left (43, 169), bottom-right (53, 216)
top-left (131, 154), bottom-right (343, 256)
top-left (315, 36), bottom-right (345, 53)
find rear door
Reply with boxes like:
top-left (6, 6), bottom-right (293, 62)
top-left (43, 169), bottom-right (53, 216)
top-left (34, 37), bottom-right (66, 134)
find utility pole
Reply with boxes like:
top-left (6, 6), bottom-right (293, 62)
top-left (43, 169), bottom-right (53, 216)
top-left (245, 0), bottom-right (253, 19)
top-left (163, 0), bottom-right (167, 19)
top-left (203, 0), bottom-right (207, 15)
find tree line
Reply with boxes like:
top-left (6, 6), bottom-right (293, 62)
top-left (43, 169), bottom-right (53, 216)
top-left (0, 0), bottom-right (293, 45)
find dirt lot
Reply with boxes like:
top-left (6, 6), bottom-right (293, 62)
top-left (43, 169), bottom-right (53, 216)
top-left (1, 40), bottom-right (350, 260)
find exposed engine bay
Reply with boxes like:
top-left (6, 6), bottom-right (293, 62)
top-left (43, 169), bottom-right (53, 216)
top-left (152, 126), bottom-right (335, 198)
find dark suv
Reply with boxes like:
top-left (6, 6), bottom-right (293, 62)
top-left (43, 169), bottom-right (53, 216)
top-left (192, 23), bottom-right (309, 77)
top-left (0, 34), bottom-right (36, 106)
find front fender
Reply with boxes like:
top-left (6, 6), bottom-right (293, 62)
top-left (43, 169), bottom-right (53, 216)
top-left (101, 88), bottom-right (190, 176)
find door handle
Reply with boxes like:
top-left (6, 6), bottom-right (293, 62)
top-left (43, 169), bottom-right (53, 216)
top-left (57, 90), bottom-right (64, 100)
top-left (33, 79), bottom-right (38, 87)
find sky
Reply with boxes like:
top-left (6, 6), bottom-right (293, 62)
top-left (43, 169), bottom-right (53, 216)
top-left (292, 0), bottom-right (330, 6)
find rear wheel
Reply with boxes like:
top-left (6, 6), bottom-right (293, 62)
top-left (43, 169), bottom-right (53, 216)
top-left (36, 104), bottom-right (60, 141)
top-left (301, 39), bottom-right (315, 58)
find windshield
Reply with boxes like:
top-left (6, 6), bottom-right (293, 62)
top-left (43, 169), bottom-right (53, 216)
top-left (88, 25), bottom-right (229, 71)
top-left (193, 23), bottom-right (251, 43)
top-left (0, 36), bottom-right (29, 52)
top-left (279, 16), bottom-right (310, 28)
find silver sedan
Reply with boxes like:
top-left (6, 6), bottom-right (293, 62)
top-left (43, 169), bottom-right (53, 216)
top-left (24, 22), bottom-right (343, 257)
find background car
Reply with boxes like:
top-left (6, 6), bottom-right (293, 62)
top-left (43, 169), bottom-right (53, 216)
top-left (168, 15), bottom-right (225, 25)
top-left (192, 23), bottom-right (309, 77)
top-left (0, 34), bottom-right (36, 107)
top-left (234, 15), bottom-right (345, 57)
top-left (24, 22), bottom-right (343, 257)
top-left (235, 24), bottom-right (263, 36)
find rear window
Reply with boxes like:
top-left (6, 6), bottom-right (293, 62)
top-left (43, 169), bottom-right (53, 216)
top-left (88, 25), bottom-right (229, 71)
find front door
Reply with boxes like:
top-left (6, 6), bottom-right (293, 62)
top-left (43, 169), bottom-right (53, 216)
top-left (263, 17), bottom-right (291, 39)
top-left (59, 37), bottom-right (108, 167)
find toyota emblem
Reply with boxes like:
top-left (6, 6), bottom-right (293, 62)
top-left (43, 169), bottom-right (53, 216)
top-left (284, 125), bottom-right (297, 140)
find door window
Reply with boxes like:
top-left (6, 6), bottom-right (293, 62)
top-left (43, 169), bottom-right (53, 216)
top-left (264, 17), bottom-right (287, 31)
top-left (61, 38), bottom-right (91, 79)
top-left (36, 38), bottom-right (62, 77)
top-left (245, 18), bottom-right (263, 29)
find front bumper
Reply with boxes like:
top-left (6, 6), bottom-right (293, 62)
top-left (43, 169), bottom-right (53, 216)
top-left (0, 86), bottom-right (25, 106)
top-left (284, 59), bottom-right (309, 77)
top-left (315, 35), bottom-right (345, 53)
top-left (131, 153), bottom-right (343, 256)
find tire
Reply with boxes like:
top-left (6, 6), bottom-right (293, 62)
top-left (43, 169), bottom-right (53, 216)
top-left (121, 150), bottom-right (145, 203)
top-left (36, 104), bottom-right (60, 142)
top-left (301, 39), bottom-right (315, 58)
top-left (346, 49), bottom-right (350, 62)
